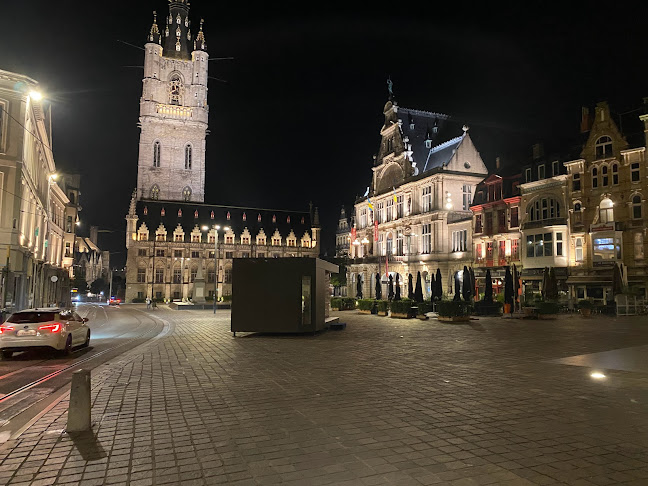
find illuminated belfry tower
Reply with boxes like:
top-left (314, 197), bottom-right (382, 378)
top-left (136, 0), bottom-right (209, 203)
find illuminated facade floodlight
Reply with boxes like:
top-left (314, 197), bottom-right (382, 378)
top-left (590, 371), bottom-right (606, 379)
top-left (29, 91), bottom-right (42, 101)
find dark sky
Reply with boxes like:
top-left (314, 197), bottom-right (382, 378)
top-left (3, 3), bottom-right (647, 266)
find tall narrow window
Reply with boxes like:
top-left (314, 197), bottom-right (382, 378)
top-left (150, 185), bottom-right (160, 200)
top-left (462, 184), bottom-right (472, 210)
top-left (396, 231), bottom-right (403, 256)
top-left (422, 224), bottom-right (431, 254)
top-left (602, 165), bottom-right (609, 186)
top-left (475, 214), bottom-right (483, 233)
top-left (396, 195), bottom-right (403, 219)
top-left (510, 207), bottom-right (519, 228)
top-left (632, 162), bottom-right (641, 182)
top-left (552, 160), bottom-right (559, 176)
top-left (612, 164), bottom-right (619, 185)
top-left (169, 75), bottom-right (182, 105)
top-left (386, 198), bottom-right (393, 222)
top-left (595, 136), bottom-right (613, 159)
top-left (575, 237), bottom-right (583, 262)
top-left (635, 233), bottom-right (644, 260)
top-left (556, 232), bottom-right (563, 256)
top-left (599, 198), bottom-right (614, 223)
top-left (153, 141), bottom-right (161, 167)
top-left (538, 165), bottom-right (545, 180)
top-left (525, 168), bottom-right (531, 182)
top-left (184, 144), bottom-right (192, 170)
top-left (422, 186), bottom-right (432, 212)
top-left (592, 167), bottom-right (598, 189)
top-left (572, 172), bottom-right (581, 191)
top-left (632, 194), bottom-right (642, 219)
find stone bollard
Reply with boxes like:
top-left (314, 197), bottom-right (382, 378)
top-left (67, 369), bottom-right (91, 432)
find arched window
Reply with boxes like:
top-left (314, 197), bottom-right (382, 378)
top-left (153, 141), bottom-right (161, 167)
top-left (595, 136), bottom-right (613, 159)
top-left (150, 185), bottom-right (160, 200)
top-left (169, 74), bottom-right (183, 105)
top-left (529, 197), bottom-right (561, 222)
top-left (632, 195), bottom-right (642, 219)
top-left (182, 186), bottom-right (192, 202)
top-left (591, 167), bottom-right (598, 189)
top-left (599, 198), bottom-right (614, 223)
top-left (184, 144), bottom-right (192, 170)
top-left (612, 163), bottom-right (619, 185)
top-left (602, 165), bottom-right (609, 186)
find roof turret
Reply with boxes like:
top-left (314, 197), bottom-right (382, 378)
top-left (147, 11), bottom-right (161, 44)
top-left (194, 18), bottom-right (207, 51)
top-left (163, 0), bottom-right (191, 60)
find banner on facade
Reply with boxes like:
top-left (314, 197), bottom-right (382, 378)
top-left (351, 226), bottom-right (356, 242)
top-left (374, 220), bottom-right (378, 241)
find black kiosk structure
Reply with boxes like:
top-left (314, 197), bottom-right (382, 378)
top-left (231, 258), bottom-right (339, 335)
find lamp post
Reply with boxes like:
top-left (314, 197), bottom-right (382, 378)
top-left (203, 225), bottom-right (229, 313)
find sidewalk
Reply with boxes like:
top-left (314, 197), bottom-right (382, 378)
top-left (2, 309), bottom-right (648, 485)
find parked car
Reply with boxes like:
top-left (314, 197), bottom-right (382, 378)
top-left (0, 308), bottom-right (90, 359)
top-left (108, 297), bottom-right (121, 306)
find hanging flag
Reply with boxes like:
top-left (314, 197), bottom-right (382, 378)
top-left (392, 187), bottom-right (397, 203)
top-left (367, 197), bottom-right (374, 211)
top-left (351, 226), bottom-right (356, 242)
top-left (363, 186), bottom-right (369, 197)
top-left (374, 220), bottom-right (378, 241)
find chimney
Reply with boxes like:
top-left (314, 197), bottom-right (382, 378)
top-left (495, 157), bottom-right (501, 171)
top-left (580, 107), bottom-right (591, 133)
top-left (90, 225), bottom-right (99, 246)
top-left (532, 143), bottom-right (544, 161)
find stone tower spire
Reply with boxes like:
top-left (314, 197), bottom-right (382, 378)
top-left (147, 11), bottom-right (161, 44)
top-left (163, 0), bottom-right (191, 60)
top-left (194, 18), bottom-right (207, 51)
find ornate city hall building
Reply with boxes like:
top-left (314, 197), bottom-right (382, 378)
top-left (347, 92), bottom-right (488, 299)
top-left (125, 1), bottom-right (320, 302)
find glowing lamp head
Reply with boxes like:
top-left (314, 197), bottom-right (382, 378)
top-left (590, 371), bottom-right (606, 380)
top-left (201, 225), bottom-right (209, 231)
top-left (29, 91), bottom-right (42, 101)
top-left (215, 225), bottom-right (221, 230)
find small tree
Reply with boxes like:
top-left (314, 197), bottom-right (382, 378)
top-left (547, 267), bottom-right (559, 301)
top-left (541, 267), bottom-right (549, 300)
top-left (414, 271), bottom-right (424, 303)
top-left (407, 274), bottom-right (414, 300)
top-left (484, 269), bottom-right (493, 303)
top-left (435, 268), bottom-right (443, 300)
top-left (470, 267), bottom-right (476, 301)
top-left (375, 273), bottom-right (382, 300)
top-left (430, 272), bottom-right (436, 300)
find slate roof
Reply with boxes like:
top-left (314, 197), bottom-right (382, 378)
top-left (471, 173), bottom-right (522, 207)
top-left (134, 200), bottom-right (314, 240)
top-left (397, 107), bottom-right (467, 173)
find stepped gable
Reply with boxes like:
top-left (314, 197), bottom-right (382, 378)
top-left (135, 200), bottom-right (313, 239)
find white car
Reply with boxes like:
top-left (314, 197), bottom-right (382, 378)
top-left (0, 308), bottom-right (90, 359)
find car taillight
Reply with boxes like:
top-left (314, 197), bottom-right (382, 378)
top-left (0, 326), bottom-right (14, 334)
top-left (38, 323), bottom-right (62, 333)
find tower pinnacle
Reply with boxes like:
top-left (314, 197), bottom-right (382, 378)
top-left (194, 18), bottom-right (207, 51)
top-left (147, 11), bottom-right (161, 44)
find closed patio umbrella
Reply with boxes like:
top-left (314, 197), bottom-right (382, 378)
top-left (415, 271), bottom-right (424, 302)
top-left (395, 274), bottom-right (401, 300)
top-left (356, 274), bottom-right (363, 299)
top-left (408, 274), bottom-right (414, 300)
top-left (375, 273), bottom-right (382, 300)
top-left (388, 275), bottom-right (394, 301)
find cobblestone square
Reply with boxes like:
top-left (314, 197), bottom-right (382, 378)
top-left (2, 308), bottom-right (648, 485)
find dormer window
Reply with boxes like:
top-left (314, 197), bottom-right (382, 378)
top-left (425, 140), bottom-right (432, 149)
top-left (595, 136), bottom-right (613, 159)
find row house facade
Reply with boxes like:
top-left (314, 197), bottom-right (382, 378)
top-left (563, 101), bottom-right (648, 301)
top-left (347, 96), bottom-right (488, 299)
top-left (469, 169), bottom-right (522, 296)
top-left (0, 69), bottom-right (76, 310)
top-left (125, 197), bottom-right (320, 301)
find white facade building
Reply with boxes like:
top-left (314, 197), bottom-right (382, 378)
top-left (347, 95), bottom-right (488, 299)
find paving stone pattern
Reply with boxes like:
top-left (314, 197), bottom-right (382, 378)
top-left (1, 309), bottom-right (648, 485)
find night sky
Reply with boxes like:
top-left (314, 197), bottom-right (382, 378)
top-left (3, 3), bottom-right (647, 266)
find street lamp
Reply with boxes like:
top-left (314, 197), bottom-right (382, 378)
top-left (203, 224), bottom-right (229, 313)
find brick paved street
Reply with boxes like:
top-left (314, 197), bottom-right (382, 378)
top-left (1, 307), bottom-right (648, 485)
